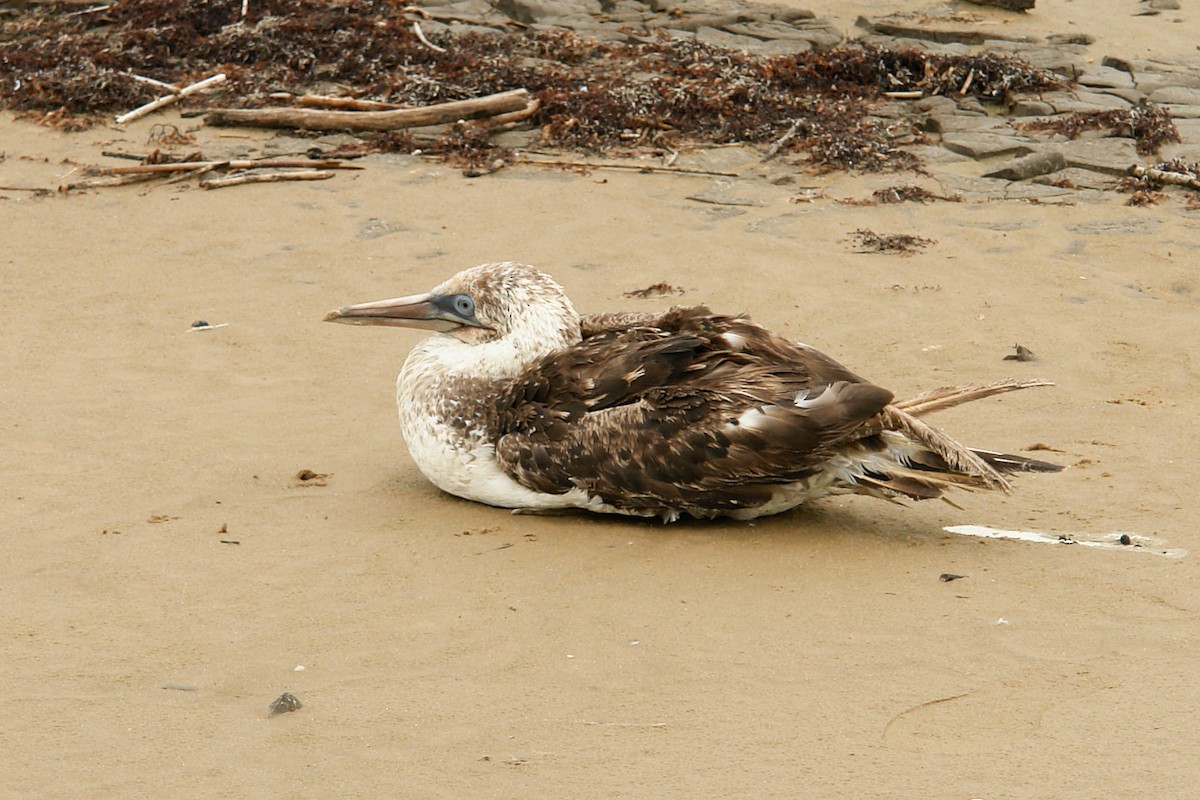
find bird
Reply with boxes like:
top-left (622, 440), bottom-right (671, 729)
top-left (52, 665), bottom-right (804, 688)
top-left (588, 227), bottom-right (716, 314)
top-left (324, 262), bottom-right (1061, 522)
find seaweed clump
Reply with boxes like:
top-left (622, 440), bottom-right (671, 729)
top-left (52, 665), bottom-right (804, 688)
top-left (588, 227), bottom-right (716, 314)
top-left (1018, 103), bottom-right (1181, 155)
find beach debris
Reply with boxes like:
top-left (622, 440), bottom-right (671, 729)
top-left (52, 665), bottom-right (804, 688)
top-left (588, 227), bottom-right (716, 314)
top-left (205, 89), bottom-right (533, 132)
top-left (1018, 104), bottom-right (1181, 155)
top-left (1127, 161), bottom-right (1200, 191)
top-left (115, 72), bottom-right (226, 125)
top-left (624, 282), bottom-right (684, 298)
top-left (269, 692), bottom-right (303, 716)
top-left (939, 573), bottom-right (967, 582)
top-left (1003, 344), bottom-right (1038, 362)
top-left (187, 321), bottom-right (229, 331)
top-left (944, 524), bottom-right (1186, 557)
top-left (161, 683), bottom-right (200, 692)
top-left (871, 184), bottom-right (944, 204)
top-left (61, 154), bottom-right (360, 193)
top-left (200, 169), bottom-right (334, 189)
top-left (294, 468), bottom-right (330, 487)
top-left (850, 228), bottom-right (936, 255)
top-left (962, 0), bottom-right (1035, 10)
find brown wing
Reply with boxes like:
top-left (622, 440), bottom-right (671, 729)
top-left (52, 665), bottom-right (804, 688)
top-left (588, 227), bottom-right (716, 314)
top-left (494, 308), bottom-right (893, 514)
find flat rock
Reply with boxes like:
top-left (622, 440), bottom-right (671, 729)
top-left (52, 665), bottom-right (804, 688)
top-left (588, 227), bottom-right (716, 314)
top-left (1008, 99), bottom-right (1056, 117)
top-left (722, 19), bottom-right (841, 48)
top-left (1134, 71), bottom-right (1200, 93)
top-left (856, 14), bottom-right (1034, 45)
top-left (924, 113), bottom-right (1009, 134)
top-left (1058, 138), bottom-right (1140, 176)
top-left (1033, 168), bottom-right (1121, 191)
top-left (1173, 119), bottom-right (1200, 144)
top-left (904, 144), bottom-right (973, 165)
top-left (1149, 86), bottom-right (1200, 105)
top-left (1160, 104), bottom-right (1200, 119)
top-left (1040, 90), bottom-right (1132, 114)
top-left (1077, 66), bottom-right (1136, 90)
top-left (940, 132), bottom-right (1036, 160)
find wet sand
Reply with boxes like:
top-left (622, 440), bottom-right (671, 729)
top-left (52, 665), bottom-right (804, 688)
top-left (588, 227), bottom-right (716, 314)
top-left (3, 2), bottom-right (1199, 797)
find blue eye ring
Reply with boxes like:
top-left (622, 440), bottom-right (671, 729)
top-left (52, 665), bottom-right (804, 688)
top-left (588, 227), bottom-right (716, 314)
top-left (452, 295), bottom-right (475, 317)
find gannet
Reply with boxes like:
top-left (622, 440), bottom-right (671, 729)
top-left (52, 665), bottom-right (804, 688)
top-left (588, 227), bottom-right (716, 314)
top-left (324, 262), bottom-right (1061, 521)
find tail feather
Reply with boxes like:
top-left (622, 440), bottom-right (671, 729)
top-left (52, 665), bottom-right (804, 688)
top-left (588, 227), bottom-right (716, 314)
top-left (840, 379), bottom-right (1062, 502)
top-left (973, 448), bottom-right (1065, 474)
top-left (893, 379), bottom-right (1055, 417)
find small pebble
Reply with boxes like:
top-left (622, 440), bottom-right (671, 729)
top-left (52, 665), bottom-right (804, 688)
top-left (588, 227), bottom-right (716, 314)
top-left (269, 692), bottom-right (303, 716)
top-left (191, 320), bottom-right (210, 328)
top-left (1119, 534), bottom-right (1132, 546)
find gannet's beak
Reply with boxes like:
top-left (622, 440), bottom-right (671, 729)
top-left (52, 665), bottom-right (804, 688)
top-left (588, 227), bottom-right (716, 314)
top-left (323, 292), bottom-right (484, 331)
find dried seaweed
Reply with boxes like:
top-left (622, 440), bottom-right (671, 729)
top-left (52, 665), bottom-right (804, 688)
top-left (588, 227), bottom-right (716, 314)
top-left (0, 1), bottom-right (1061, 171)
top-left (1018, 103), bottom-right (1181, 155)
top-left (850, 228), bottom-right (936, 255)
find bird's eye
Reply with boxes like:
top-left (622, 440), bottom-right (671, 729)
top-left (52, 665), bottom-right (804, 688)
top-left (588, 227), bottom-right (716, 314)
top-left (453, 295), bottom-right (475, 317)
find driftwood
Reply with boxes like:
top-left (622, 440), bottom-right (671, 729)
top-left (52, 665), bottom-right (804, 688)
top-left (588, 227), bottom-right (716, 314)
top-left (512, 156), bottom-right (738, 178)
top-left (205, 89), bottom-right (531, 132)
top-left (116, 73), bottom-right (227, 125)
top-left (296, 95), bottom-right (403, 111)
top-left (61, 173), bottom-right (162, 191)
top-left (200, 170), bottom-right (335, 189)
top-left (93, 158), bottom-right (360, 176)
top-left (1129, 163), bottom-right (1200, 190)
top-left (483, 98), bottom-right (541, 130)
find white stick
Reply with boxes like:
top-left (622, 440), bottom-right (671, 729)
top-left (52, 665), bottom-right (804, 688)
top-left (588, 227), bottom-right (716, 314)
top-left (126, 73), bottom-right (180, 92)
top-left (115, 73), bottom-right (227, 125)
top-left (412, 21), bottom-right (447, 53)
top-left (241, 0), bottom-right (249, 18)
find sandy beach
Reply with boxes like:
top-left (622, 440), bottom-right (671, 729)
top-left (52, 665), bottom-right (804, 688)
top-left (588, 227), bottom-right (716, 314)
top-left (3, 1), bottom-right (1199, 797)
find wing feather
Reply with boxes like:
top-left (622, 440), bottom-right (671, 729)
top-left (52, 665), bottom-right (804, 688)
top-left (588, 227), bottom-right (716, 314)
top-left (494, 308), bottom-right (893, 514)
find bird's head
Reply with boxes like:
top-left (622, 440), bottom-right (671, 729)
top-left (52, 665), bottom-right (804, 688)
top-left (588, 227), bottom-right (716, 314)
top-left (324, 262), bottom-right (582, 353)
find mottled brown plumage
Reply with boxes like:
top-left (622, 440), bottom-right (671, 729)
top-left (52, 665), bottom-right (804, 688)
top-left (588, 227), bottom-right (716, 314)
top-left (325, 263), bottom-right (1062, 521)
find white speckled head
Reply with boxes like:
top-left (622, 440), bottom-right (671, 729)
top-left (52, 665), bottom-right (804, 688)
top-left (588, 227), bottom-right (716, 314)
top-left (432, 262), bottom-right (580, 349)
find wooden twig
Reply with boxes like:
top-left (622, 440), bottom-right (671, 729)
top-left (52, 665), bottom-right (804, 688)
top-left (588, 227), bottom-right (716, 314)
top-left (160, 162), bottom-right (227, 185)
top-left (762, 118), bottom-right (802, 162)
top-left (512, 156), bottom-right (738, 178)
top-left (482, 98), bottom-right (540, 130)
top-left (296, 94), bottom-right (403, 111)
top-left (64, 3), bottom-right (112, 17)
top-left (412, 21), bottom-right (447, 53)
top-left (126, 73), bottom-right (179, 92)
top-left (0, 185), bottom-right (54, 196)
top-left (60, 173), bottom-right (162, 191)
top-left (959, 67), bottom-right (976, 96)
top-left (115, 73), bottom-right (227, 125)
top-left (205, 88), bottom-right (530, 132)
top-left (200, 170), bottom-right (335, 189)
top-left (883, 90), bottom-right (924, 99)
top-left (94, 158), bottom-right (360, 175)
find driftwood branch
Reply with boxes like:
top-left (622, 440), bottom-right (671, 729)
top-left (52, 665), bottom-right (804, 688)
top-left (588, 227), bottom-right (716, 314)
top-left (93, 158), bottom-right (360, 176)
top-left (205, 88), bottom-right (530, 131)
top-left (296, 94), bottom-right (403, 111)
top-left (116, 73), bottom-right (227, 125)
top-left (512, 156), bottom-right (739, 178)
top-left (482, 98), bottom-right (540, 129)
top-left (1129, 163), bottom-right (1200, 190)
top-left (200, 170), bottom-right (335, 189)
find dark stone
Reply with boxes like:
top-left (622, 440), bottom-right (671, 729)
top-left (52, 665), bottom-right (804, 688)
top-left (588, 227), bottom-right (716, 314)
top-left (983, 150), bottom-right (1067, 180)
top-left (961, 0), bottom-right (1034, 10)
